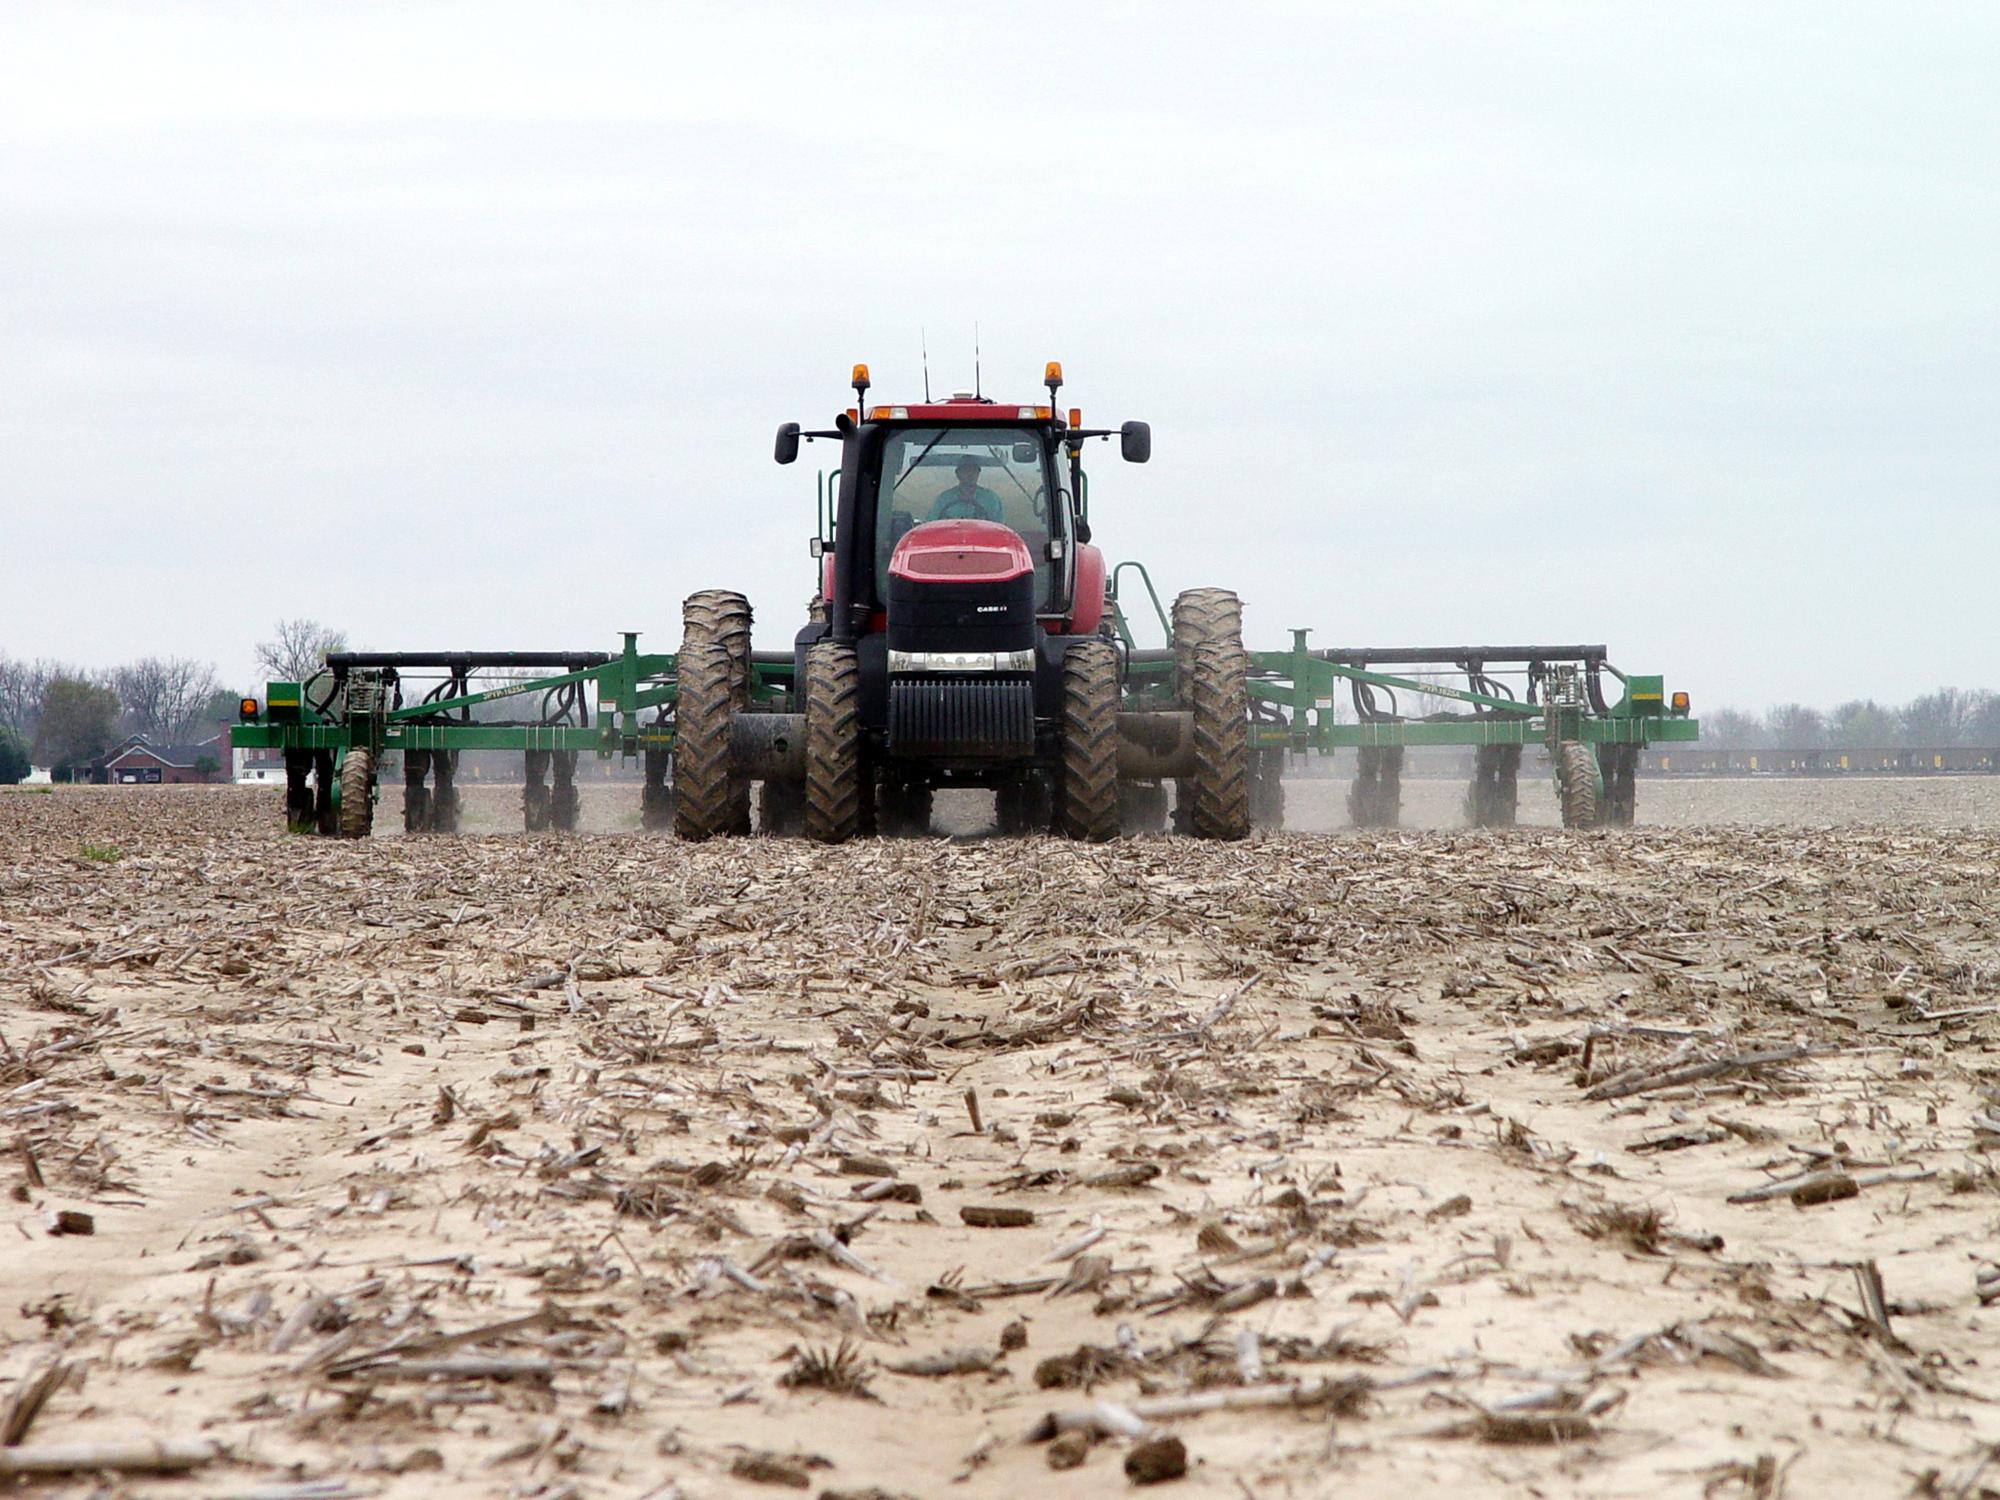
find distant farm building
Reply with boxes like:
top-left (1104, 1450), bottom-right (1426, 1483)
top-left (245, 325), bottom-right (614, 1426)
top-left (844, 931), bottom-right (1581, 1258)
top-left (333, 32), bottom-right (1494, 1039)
top-left (93, 731), bottom-right (229, 785)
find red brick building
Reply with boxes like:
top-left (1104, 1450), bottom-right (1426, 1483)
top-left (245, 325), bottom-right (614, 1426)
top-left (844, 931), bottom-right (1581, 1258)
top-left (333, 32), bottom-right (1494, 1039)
top-left (93, 731), bottom-right (230, 785)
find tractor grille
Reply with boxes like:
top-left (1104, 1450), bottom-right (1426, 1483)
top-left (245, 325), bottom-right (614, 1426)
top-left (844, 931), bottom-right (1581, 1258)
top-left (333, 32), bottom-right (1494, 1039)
top-left (888, 676), bottom-right (1035, 761)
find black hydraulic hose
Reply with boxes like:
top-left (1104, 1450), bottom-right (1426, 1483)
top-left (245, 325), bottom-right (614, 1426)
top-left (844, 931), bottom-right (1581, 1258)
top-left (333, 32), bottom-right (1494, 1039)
top-left (1587, 667), bottom-right (1610, 716)
top-left (304, 669), bottom-right (337, 718)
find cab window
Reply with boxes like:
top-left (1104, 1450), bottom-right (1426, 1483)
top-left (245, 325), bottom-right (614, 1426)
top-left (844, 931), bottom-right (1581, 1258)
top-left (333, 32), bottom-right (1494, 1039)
top-left (874, 426), bottom-right (1066, 609)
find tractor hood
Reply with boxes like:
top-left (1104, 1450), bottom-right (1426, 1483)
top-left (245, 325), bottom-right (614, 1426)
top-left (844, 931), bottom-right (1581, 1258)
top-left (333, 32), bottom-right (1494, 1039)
top-left (887, 519), bottom-right (1033, 585)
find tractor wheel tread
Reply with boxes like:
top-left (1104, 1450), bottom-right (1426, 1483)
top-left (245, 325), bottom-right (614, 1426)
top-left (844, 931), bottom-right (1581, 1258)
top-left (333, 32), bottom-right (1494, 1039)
top-left (1187, 642), bottom-right (1251, 840)
top-left (673, 642), bottom-right (738, 840)
top-left (1170, 588), bottom-right (1243, 694)
top-left (682, 590), bottom-right (752, 830)
top-left (1558, 741), bottom-right (1601, 829)
top-left (1059, 638), bottom-right (1120, 840)
top-left (803, 642), bottom-right (864, 844)
top-left (337, 749), bottom-right (374, 840)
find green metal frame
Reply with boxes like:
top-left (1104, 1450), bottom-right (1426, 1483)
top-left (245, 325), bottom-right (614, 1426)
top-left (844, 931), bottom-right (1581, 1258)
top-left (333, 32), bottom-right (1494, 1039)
top-left (235, 569), bottom-right (1697, 770)
top-left (235, 630), bottom-right (799, 760)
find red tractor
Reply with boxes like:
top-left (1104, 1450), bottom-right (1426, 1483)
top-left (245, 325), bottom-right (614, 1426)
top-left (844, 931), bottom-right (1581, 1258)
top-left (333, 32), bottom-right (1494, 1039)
top-left (669, 363), bottom-right (1250, 843)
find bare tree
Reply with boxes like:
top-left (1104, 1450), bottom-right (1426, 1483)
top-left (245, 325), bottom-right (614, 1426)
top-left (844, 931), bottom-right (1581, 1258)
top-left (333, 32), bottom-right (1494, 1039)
top-left (1898, 687), bottom-right (1974, 747)
top-left (0, 656), bottom-right (72, 738)
top-left (34, 677), bottom-right (121, 779)
top-left (1700, 707), bottom-right (1767, 750)
top-left (255, 619), bottom-right (348, 684)
top-left (1829, 699), bottom-right (1898, 746)
top-left (113, 657), bottom-right (223, 745)
top-left (1762, 703), bottom-right (1826, 748)
top-left (1967, 691), bottom-right (2000, 747)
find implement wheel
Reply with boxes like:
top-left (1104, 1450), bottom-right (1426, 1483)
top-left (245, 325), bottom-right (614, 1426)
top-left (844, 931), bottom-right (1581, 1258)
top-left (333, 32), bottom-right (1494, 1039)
top-left (1556, 741), bottom-right (1602, 829)
top-left (673, 642), bottom-right (737, 841)
top-left (682, 590), bottom-right (753, 835)
top-left (1059, 638), bottom-right (1120, 841)
top-left (803, 641), bottom-right (865, 844)
top-left (337, 749), bottom-right (374, 839)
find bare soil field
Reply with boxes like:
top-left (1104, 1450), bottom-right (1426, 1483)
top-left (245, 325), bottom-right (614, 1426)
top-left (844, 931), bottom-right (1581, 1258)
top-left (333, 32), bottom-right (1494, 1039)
top-left (2, 783), bottom-right (1998, 1499)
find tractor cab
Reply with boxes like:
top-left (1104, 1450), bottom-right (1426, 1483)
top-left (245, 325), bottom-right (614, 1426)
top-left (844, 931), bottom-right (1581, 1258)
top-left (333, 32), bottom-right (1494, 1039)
top-left (776, 363), bottom-right (1150, 651)
top-left (762, 362), bottom-right (1163, 833)
top-left (873, 420), bottom-right (1067, 617)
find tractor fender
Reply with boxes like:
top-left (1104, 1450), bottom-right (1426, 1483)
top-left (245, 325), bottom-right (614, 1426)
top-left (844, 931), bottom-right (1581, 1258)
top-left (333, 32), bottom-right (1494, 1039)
top-left (1066, 543), bottom-right (1107, 636)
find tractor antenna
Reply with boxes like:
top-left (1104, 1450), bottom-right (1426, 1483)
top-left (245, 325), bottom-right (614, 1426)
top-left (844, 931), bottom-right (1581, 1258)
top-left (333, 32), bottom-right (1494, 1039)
top-left (921, 327), bottom-right (931, 402)
top-left (974, 323), bottom-right (981, 399)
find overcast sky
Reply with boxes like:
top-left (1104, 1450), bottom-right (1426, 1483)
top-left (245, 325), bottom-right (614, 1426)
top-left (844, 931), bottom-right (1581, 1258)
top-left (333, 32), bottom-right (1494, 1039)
top-left (3, 3), bottom-right (1995, 711)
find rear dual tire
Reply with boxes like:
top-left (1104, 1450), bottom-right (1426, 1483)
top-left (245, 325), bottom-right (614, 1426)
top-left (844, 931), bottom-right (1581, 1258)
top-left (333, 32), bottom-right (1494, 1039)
top-left (804, 641), bottom-right (865, 844)
top-left (673, 590), bottom-right (754, 840)
top-left (1171, 590), bottom-right (1251, 841)
top-left (683, 590), bottom-right (754, 835)
top-left (1059, 639), bottom-right (1120, 841)
top-left (672, 643), bottom-right (737, 841)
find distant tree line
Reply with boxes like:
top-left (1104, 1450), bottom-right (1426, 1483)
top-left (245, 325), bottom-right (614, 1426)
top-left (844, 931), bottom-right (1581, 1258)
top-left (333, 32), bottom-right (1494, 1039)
top-left (1700, 688), bottom-right (2000, 751)
top-left (0, 618), bottom-right (346, 783)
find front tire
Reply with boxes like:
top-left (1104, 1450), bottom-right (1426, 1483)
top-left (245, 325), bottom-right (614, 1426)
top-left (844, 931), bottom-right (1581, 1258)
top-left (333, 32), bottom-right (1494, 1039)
top-left (803, 642), bottom-right (864, 844)
top-left (682, 591), bottom-right (753, 834)
top-left (1059, 639), bottom-right (1120, 841)
top-left (673, 642), bottom-right (737, 840)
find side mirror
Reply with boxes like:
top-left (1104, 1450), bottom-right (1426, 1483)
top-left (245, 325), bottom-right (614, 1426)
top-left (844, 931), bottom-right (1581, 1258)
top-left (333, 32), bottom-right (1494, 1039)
top-left (1120, 420), bottom-right (1151, 464)
top-left (774, 422), bottom-right (801, 465)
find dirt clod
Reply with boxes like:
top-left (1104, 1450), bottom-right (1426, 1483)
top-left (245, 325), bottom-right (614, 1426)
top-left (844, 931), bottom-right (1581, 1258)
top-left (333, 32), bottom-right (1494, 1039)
top-left (1124, 1434), bottom-right (1188, 1483)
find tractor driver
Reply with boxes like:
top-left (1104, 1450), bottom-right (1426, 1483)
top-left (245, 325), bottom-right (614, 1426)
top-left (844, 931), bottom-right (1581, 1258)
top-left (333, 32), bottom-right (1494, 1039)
top-left (926, 459), bottom-right (1005, 523)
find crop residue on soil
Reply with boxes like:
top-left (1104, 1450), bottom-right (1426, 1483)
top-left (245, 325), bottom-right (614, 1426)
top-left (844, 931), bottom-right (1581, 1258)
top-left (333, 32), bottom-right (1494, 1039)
top-left (2, 784), bottom-right (1999, 1497)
